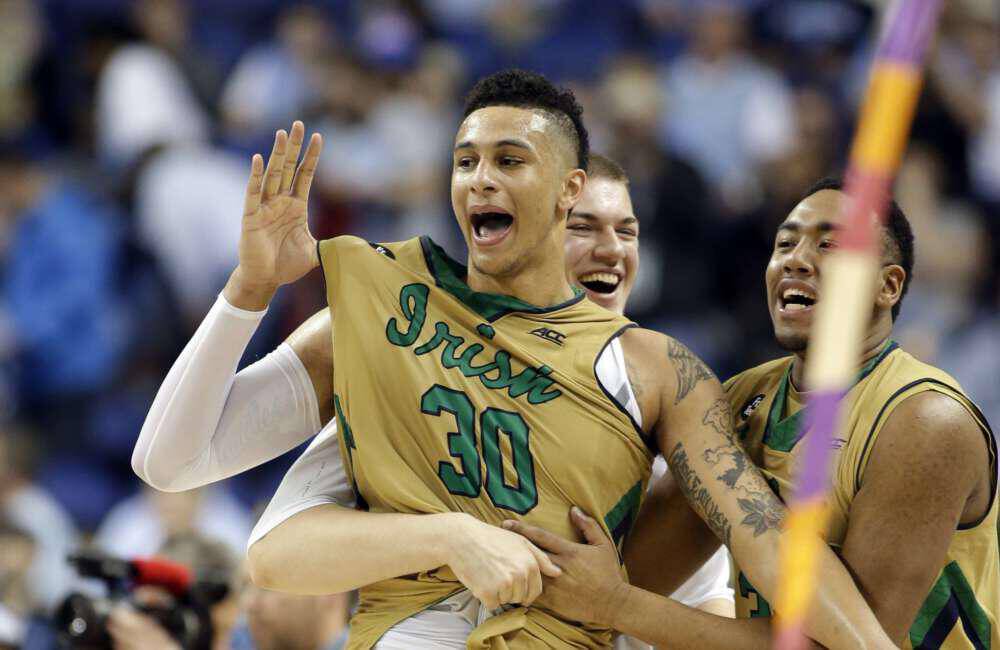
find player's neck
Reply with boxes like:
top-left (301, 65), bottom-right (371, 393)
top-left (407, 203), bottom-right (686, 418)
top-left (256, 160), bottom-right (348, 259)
top-left (790, 330), bottom-right (893, 391)
top-left (467, 257), bottom-right (577, 307)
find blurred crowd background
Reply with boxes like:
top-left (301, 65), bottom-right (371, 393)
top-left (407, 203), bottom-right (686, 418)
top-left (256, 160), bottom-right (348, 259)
top-left (0, 0), bottom-right (997, 647)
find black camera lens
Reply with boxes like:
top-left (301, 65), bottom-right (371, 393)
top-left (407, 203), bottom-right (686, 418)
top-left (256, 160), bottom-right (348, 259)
top-left (54, 594), bottom-right (113, 648)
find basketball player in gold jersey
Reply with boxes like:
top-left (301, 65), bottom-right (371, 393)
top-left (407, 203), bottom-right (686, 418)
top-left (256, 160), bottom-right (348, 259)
top-left (511, 178), bottom-right (998, 649)
top-left (140, 70), bottom-right (892, 648)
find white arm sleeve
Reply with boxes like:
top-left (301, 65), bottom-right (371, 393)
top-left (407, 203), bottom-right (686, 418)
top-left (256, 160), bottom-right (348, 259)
top-left (132, 294), bottom-right (322, 492)
top-left (247, 419), bottom-right (356, 550)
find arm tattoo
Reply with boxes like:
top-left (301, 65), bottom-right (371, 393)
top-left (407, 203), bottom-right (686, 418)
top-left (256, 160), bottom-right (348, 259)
top-left (669, 398), bottom-right (785, 545)
top-left (702, 398), bottom-right (732, 437)
top-left (667, 339), bottom-right (715, 405)
top-left (737, 496), bottom-right (784, 537)
top-left (667, 442), bottom-right (732, 547)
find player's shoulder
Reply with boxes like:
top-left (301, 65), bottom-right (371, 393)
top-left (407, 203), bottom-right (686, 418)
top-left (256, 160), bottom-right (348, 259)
top-left (873, 345), bottom-right (965, 392)
top-left (723, 357), bottom-right (791, 393)
top-left (320, 234), bottom-right (422, 257)
top-left (618, 327), bottom-right (720, 398)
top-left (868, 389), bottom-right (991, 499)
top-left (618, 328), bottom-right (695, 370)
top-left (318, 235), bottom-right (429, 277)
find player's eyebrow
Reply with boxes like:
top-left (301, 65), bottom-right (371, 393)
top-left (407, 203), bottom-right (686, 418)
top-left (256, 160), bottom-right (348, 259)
top-left (570, 213), bottom-right (638, 225)
top-left (778, 220), bottom-right (841, 233)
top-left (454, 138), bottom-right (533, 151)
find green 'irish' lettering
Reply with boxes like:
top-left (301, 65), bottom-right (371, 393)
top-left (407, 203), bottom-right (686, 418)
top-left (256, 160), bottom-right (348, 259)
top-left (387, 284), bottom-right (562, 404)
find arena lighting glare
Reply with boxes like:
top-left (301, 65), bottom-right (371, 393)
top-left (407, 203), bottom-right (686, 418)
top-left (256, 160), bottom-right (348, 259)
top-left (773, 2), bottom-right (943, 649)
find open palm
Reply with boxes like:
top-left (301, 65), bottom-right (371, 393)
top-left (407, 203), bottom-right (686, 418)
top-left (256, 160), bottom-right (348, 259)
top-left (238, 121), bottom-right (324, 291)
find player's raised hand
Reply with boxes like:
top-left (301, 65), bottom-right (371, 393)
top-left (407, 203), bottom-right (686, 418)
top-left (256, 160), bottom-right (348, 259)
top-left (503, 507), bottom-right (628, 626)
top-left (444, 514), bottom-right (561, 611)
top-left (226, 121), bottom-right (323, 310)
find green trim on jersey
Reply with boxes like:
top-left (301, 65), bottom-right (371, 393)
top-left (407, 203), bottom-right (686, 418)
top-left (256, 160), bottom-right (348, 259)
top-left (419, 236), bottom-right (585, 323)
top-left (909, 561), bottom-right (992, 650)
top-left (604, 480), bottom-right (643, 555)
top-left (763, 340), bottom-right (899, 453)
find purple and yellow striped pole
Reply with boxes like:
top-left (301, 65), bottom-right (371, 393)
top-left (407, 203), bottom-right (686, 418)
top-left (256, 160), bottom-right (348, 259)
top-left (772, 2), bottom-right (943, 649)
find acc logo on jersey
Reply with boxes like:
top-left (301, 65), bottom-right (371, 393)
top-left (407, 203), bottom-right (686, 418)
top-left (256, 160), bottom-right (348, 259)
top-left (530, 327), bottom-right (567, 346)
top-left (741, 394), bottom-right (766, 419)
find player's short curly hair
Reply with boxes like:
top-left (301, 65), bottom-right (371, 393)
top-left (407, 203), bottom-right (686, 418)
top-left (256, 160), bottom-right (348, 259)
top-left (803, 177), bottom-right (915, 321)
top-left (463, 69), bottom-right (589, 170)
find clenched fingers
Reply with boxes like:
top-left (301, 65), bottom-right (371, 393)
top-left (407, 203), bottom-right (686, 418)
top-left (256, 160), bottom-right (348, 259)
top-left (526, 540), bottom-right (562, 578)
top-left (503, 519), bottom-right (572, 557)
top-left (525, 562), bottom-right (543, 605)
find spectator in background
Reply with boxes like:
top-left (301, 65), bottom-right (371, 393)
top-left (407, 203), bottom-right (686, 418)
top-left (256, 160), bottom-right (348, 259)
top-left (0, 147), bottom-right (129, 407)
top-left (220, 4), bottom-right (337, 139)
top-left (369, 42), bottom-right (466, 247)
top-left (0, 427), bottom-right (79, 614)
top-left (595, 55), bottom-right (715, 324)
top-left (95, 485), bottom-right (251, 560)
top-left (132, 145), bottom-right (247, 324)
top-left (659, 1), bottom-right (796, 214)
top-left (893, 146), bottom-right (989, 359)
top-left (95, 0), bottom-right (212, 167)
top-left (0, 0), bottom-right (45, 145)
top-left (929, 2), bottom-right (1000, 305)
top-left (0, 518), bottom-right (34, 649)
top-left (931, 2), bottom-right (1000, 203)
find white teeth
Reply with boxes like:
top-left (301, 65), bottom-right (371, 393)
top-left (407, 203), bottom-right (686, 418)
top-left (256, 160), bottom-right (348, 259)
top-left (580, 272), bottom-right (620, 286)
top-left (782, 288), bottom-right (816, 301)
top-left (786, 303), bottom-right (807, 311)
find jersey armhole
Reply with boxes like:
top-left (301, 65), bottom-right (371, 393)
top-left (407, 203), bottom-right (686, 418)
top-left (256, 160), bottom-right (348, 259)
top-left (854, 379), bottom-right (999, 530)
top-left (594, 324), bottom-right (656, 454)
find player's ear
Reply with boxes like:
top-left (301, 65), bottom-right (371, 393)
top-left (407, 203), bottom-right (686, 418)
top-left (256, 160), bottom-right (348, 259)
top-left (557, 168), bottom-right (586, 214)
top-left (877, 263), bottom-right (905, 312)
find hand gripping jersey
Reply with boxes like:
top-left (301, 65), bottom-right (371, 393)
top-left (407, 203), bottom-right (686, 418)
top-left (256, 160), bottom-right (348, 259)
top-left (726, 342), bottom-right (998, 649)
top-left (318, 236), bottom-right (654, 649)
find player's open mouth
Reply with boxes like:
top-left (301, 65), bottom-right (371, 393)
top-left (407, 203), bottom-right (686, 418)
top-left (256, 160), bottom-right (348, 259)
top-left (778, 286), bottom-right (818, 314)
top-left (470, 209), bottom-right (514, 247)
top-left (578, 272), bottom-right (621, 295)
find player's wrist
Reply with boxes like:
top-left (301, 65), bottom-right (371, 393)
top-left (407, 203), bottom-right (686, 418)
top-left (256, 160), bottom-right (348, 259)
top-left (431, 512), bottom-right (475, 565)
top-left (598, 581), bottom-right (634, 630)
top-left (224, 267), bottom-right (278, 311)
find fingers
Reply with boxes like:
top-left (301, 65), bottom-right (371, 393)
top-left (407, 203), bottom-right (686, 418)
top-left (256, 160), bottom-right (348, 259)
top-left (263, 129), bottom-right (288, 200)
top-left (503, 519), bottom-right (571, 555)
top-left (525, 562), bottom-right (543, 605)
top-left (280, 121), bottom-right (305, 194)
top-left (571, 507), bottom-right (610, 547)
top-left (527, 542), bottom-right (562, 578)
top-left (292, 132), bottom-right (323, 200)
top-left (506, 572), bottom-right (525, 608)
top-left (243, 154), bottom-right (264, 217)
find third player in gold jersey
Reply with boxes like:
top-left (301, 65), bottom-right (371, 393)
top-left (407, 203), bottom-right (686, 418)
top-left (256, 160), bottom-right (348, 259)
top-left (615, 179), bottom-right (997, 649)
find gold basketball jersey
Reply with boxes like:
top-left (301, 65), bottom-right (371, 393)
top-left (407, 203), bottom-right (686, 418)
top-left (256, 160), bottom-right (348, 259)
top-left (318, 236), bottom-right (653, 649)
top-left (726, 343), bottom-right (998, 649)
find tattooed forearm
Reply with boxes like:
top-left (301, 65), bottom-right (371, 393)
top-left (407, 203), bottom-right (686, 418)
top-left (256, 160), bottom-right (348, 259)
top-left (667, 339), bottom-right (715, 404)
top-left (737, 495), bottom-right (783, 537)
top-left (667, 442), bottom-right (732, 547)
top-left (702, 438), bottom-right (786, 539)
